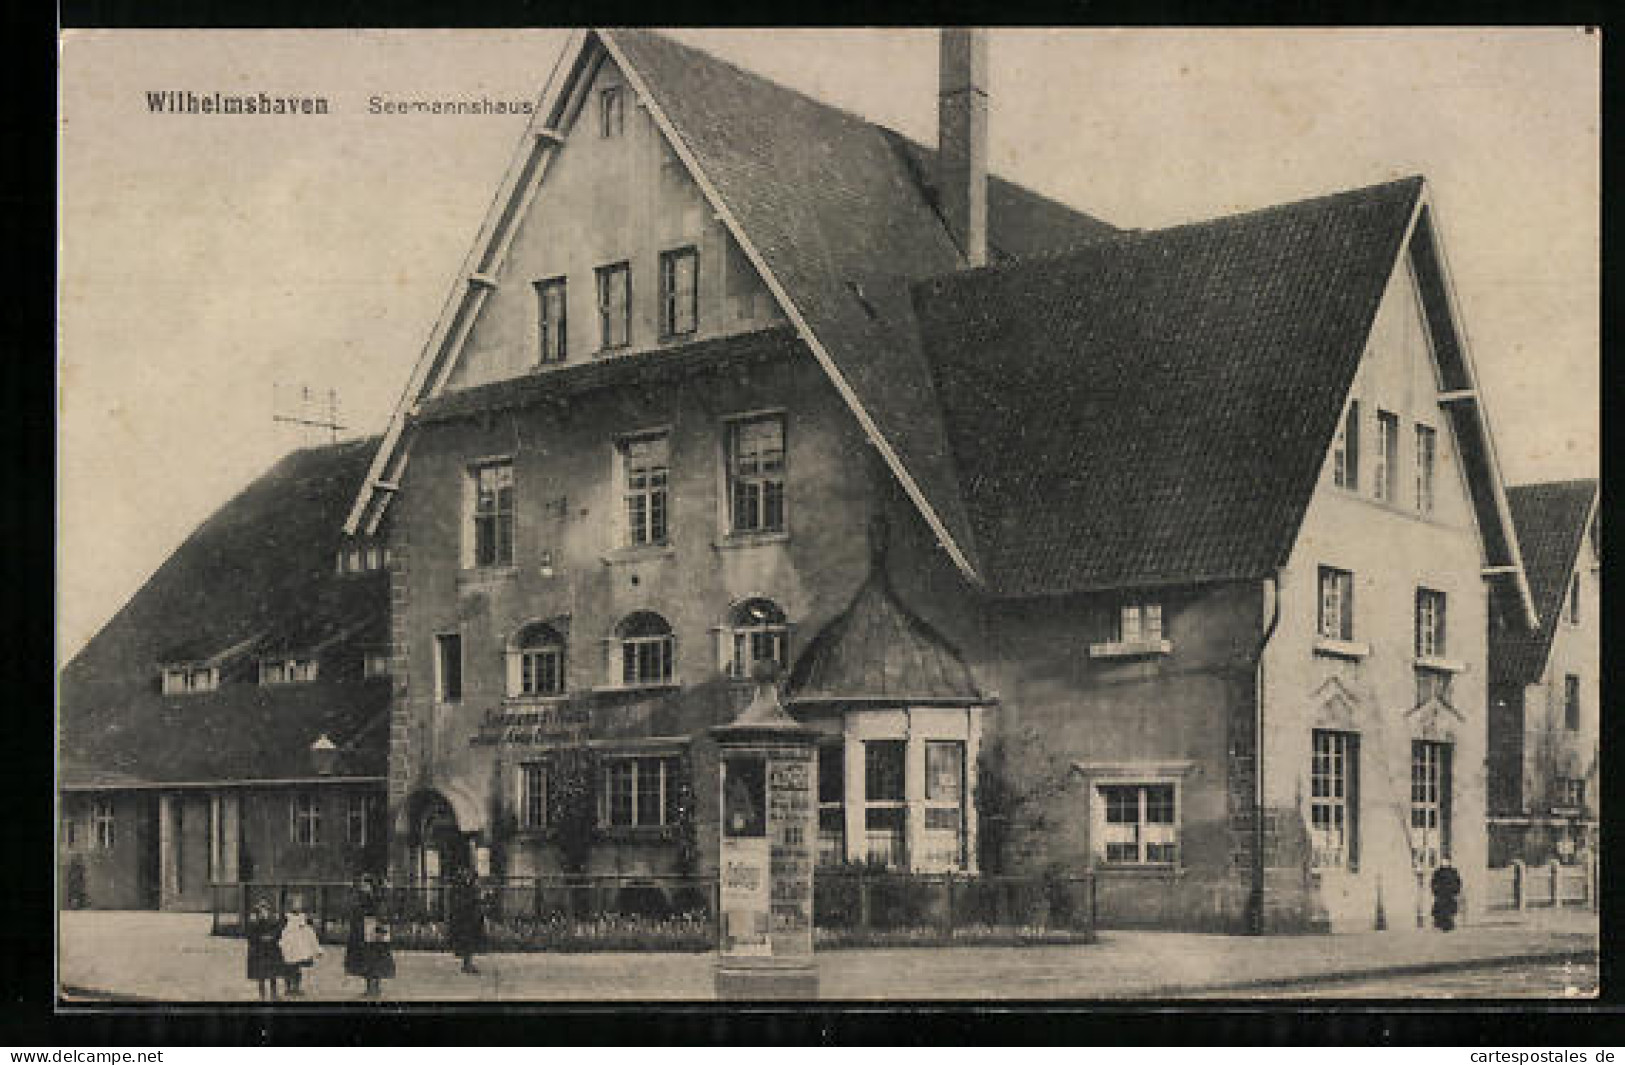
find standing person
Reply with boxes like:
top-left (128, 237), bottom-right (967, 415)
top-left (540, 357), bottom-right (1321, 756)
top-left (1430, 858), bottom-right (1463, 932)
top-left (279, 898), bottom-right (322, 997)
top-left (244, 897), bottom-right (286, 1002)
top-left (343, 875), bottom-right (396, 999)
top-left (447, 866), bottom-right (486, 974)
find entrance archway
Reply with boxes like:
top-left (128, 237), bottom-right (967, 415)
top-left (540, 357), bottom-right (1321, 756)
top-left (395, 785), bottom-right (483, 884)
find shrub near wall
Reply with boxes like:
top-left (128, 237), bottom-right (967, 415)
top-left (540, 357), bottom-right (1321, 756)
top-left (813, 868), bottom-right (1096, 948)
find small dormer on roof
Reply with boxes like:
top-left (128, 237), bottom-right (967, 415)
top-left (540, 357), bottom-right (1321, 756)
top-left (786, 518), bottom-right (987, 708)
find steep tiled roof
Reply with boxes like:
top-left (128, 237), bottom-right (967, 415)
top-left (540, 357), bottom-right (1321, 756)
top-left (1491, 479), bottom-right (1597, 686)
top-left (59, 439), bottom-right (390, 787)
top-left (913, 177), bottom-right (1425, 596)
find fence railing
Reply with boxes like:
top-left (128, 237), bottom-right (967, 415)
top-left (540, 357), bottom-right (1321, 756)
top-left (1484, 858), bottom-right (1597, 912)
top-left (212, 870), bottom-right (1097, 951)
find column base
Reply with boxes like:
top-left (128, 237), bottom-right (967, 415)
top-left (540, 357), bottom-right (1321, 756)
top-left (714, 958), bottom-right (819, 1001)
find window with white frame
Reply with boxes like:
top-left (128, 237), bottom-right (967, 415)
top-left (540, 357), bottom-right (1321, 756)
top-left (659, 247), bottom-right (698, 338)
top-left (1410, 740), bottom-right (1451, 869)
top-left (1415, 423), bottom-right (1437, 515)
top-left (519, 762), bottom-right (548, 830)
top-left (1117, 601), bottom-right (1165, 644)
top-left (93, 797), bottom-right (115, 850)
top-left (535, 276), bottom-right (567, 364)
top-left (1333, 400), bottom-right (1360, 489)
top-left (260, 657), bottom-right (318, 686)
top-left (346, 793), bottom-right (376, 847)
top-left (509, 622), bottom-right (566, 697)
top-left (616, 611), bottom-right (674, 687)
top-left (1310, 730), bottom-right (1358, 870)
top-left (723, 598), bottom-right (788, 679)
top-left (725, 414), bottom-right (786, 536)
top-left (620, 433), bottom-right (669, 547)
top-left (61, 812), bottom-right (77, 850)
top-left (600, 755), bottom-right (680, 828)
top-left (1415, 588), bottom-right (1447, 658)
top-left (290, 793), bottom-right (322, 846)
top-left (598, 85), bottom-right (624, 138)
top-left (1095, 783), bottom-right (1177, 865)
top-left (863, 740), bottom-right (906, 869)
top-left (469, 461), bottom-right (515, 568)
top-left (817, 742), bottom-right (845, 867)
top-left (162, 665), bottom-right (219, 695)
top-left (1317, 566), bottom-right (1355, 641)
top-left (1373, 410), bottom-right (1400, 503)
top-left (363, 650), bottom-right (391, 678)
top-left (921, 740), bottom-right (968, 870)
top-left (596, 261), bottom-right (631, 350)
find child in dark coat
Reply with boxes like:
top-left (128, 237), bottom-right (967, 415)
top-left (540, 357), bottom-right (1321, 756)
top-left (344, 875), bottom-right (396, 999)
top-left (245, 899), bottom-right (286, 1001)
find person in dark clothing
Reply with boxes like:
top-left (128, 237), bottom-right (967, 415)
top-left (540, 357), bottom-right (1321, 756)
top-left (447, 867), bottom-right (486, 974)
top-left (1430, 859), bottom-right (1463, 931)
top-left (244, 898), bottom-right (286, 1001)
top-left (343, 875), bottom-right (396, 998)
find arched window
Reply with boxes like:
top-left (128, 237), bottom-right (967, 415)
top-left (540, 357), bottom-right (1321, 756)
top-left (723, 598), bottom-right (788, 679)
top-left (508, 622), bottom-right (566, 697)
top-left (616, 611), bottom-right (674, 687)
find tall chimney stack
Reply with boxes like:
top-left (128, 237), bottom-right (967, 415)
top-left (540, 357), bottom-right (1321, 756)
top-left (938, 28), bottom-right (989, 268)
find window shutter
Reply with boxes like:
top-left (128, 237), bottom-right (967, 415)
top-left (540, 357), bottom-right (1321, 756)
top-left (1347, 734), bottom-right (1361, 871)
top-left (1346, 402), bottom-right (1360, 488)
top-left (1440, 745), bottom-right (1453, 860)
top-left (1437, 594), bottom-right (1447, 656)
top-left (1341, 575), bottom-right (1355, 641)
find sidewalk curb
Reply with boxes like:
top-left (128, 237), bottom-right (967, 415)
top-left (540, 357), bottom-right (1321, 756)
top-left (1141, 948), bottom-right (1599, 999)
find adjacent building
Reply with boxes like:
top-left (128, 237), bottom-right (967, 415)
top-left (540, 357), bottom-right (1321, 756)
top-left (58, 439), bottom-right (391, 910)
top-left (338, 29), bottom-right (1537, 932)
top-left (1487, 479), bottom-right (1600, 867)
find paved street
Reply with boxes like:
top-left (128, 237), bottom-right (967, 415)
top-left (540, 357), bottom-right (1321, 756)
top-left (59, 910), bottom-right (1598, 1002)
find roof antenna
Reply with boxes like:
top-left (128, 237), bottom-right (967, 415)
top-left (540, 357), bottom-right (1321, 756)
top-left (273, 382), bottom-right (348, 446)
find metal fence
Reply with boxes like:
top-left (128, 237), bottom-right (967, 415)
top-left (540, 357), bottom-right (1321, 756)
top-left (212, 871), bottom-right (1096, 951)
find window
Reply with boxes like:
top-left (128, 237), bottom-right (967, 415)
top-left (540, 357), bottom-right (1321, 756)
top-left (817, 743), bottom-right (845, 867)
top-left (1410, 741), bottom-right (1452, 868)
top-left (1310, 730), bottom-right (1359, 870)
top-left (1415, 424), bottom-right (1437, 514)
top-left (1568, 572), bottom-right (1581, 624)
top-left (724, 598), bottom-right (788, 680)
top-left (519, 763), bottom-right (548, 829)
top-left (535, 277), bottom-right (567, 364)
top-left (621, 433), bottom-right (669, 547)
top-left (616, 611), bottom-right (674, 687)
top-left (509, 622), bottom-right (566, 697)
top-left (922, 741), bottom-right (968, 870)
top-left (863, 740), bottom-right (906, 868)
top-left (1333, 400), bottom-right (1360, 489)
top-left (162, 666), bottom-right (219, 695)
top-left (1117, 601), bottom-right (1164, 644)
top-left (1096, 784), bottom-right (1178, 865)
top-left (1373, 410), bottom-right (1399, 503)
top-left (601, 755), bottom-right (680, 828)
top-left (363, 650), bottom-right (391, 679)
top-left (290, 794), bottom-right (322, 846)
top-left (469, 461), bottom-right (514, 568)
top-left (659, 247), bottom-right (698, 337)
top-left (346, 794), bottom-right (376, 847)
top-left (93, 797), bottom-right (115, 850)
top-left (596, 262), bottom-right (631, 350)
top-left (598, 85), bottom-right (624, 138)
top-left (1317, 566), bottom-right (1355, 641)
top-left (1564, 674), bottom-right (1581, 731)
top-left (435, 633), bottom-right (463, 702)
top-left (1557, 777), bottom-right (1586, 810)
top-left (726, 414), bottom-right (786, 536)
top-left (260, 658), bottom-right (317, 686)
top-left (1416, 668), bottom-right (1454, 707)
top-left (1415, 588), bottom-right (1447, 658)
top-left (61, 813), bottom-right (77, 849)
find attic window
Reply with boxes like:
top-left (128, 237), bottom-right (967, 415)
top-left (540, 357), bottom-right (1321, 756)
top-left (599, 86), bottom-right (625, 139)
top-left (261, 657), bottom-right (319, 686)
top-left (161, 666), bottom-right (219, 695)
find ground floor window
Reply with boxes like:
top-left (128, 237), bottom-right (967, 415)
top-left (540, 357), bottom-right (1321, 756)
top-left (346, 793), bottom-right (377, 847)
top-left (921, 740), bottom-right (967, 869)
top-left (93, 797), bottom-right (115, 850)
top-left (862, 740), bottom-right (907, 868)
top-left (1310, 729), bottom-right (1359, 870)
top-left (290, 793), bottom-right (322, 846)
top-left (520, 763), bottom-right (548, 829)
top-left (1410, 740), bottom-right (1452, 868)
top-left (61, 812), bottom-right (78, 849)
top-left (817, 743), bottom-right (844, 867)
top-left (1095, 783), bottom-right (1178, 865)
top-left (600, 755), bottom-right (680, 828)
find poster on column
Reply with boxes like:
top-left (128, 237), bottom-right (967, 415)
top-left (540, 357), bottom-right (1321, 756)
top-left (768, 753), bottom-right (815, 957)
top-left (720, 755), bottom-right (770, 957)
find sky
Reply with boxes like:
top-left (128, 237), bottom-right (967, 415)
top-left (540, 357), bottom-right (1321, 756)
top-left (57, 27), bottom-right (1599, 662)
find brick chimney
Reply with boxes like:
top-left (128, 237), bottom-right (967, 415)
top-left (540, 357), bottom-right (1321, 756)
top-left (938, 28), bottom-right (989, 267)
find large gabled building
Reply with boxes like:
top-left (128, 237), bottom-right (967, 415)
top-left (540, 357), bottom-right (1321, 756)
top-left (338, 28), bottom-right (1536, 932)
top-left (1488, 478), bottom-right (1600, 867)
top-left (58, 439), bottom-right (392, 910)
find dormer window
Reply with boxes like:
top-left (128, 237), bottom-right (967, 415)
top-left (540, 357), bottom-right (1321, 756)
top-left (336, 540), bottom-right (389, 574)
top-left (1089, 598), bottom-right (1171, 658)
top-left (1568, 572), bottom-right (1581, 625)
top-left (261, 657), bottom-right (319, 686)
top-left (1332, 400), bottom-right (1359, 490)
top-left (161, 665), bottom-right (219, 695)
